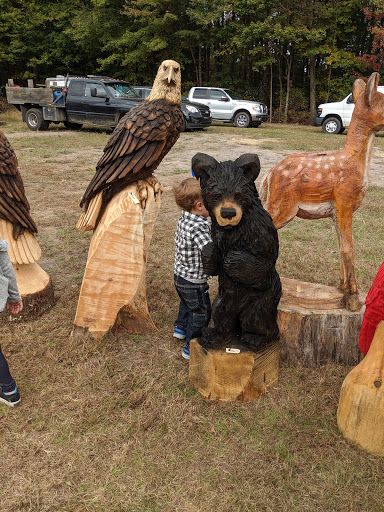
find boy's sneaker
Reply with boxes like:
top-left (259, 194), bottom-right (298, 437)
top-left (182, 346), bottom-right (190, 360)
top-left (173, 325), bottom-right (186, 340)
top-left (0, 387), bottom-right (20, 407)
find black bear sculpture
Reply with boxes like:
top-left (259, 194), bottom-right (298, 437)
top-left (192, 152), bottom-right (282, 351)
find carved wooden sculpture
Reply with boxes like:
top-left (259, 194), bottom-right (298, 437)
top-left (74, 60), bottom-right (183, 338)
top-left (261, 72), bottom-right (384, 312)
top-left (0, 129), bottom-right (53, 319)
top-left (189, 153), bottom-right (282, 401)
top-left (337, 321), bottom-right (384, 456)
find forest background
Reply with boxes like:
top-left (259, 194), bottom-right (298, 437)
top-left (0, 0), bottom-right (383, 124)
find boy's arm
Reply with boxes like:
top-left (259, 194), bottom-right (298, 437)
top-left (0, 247), bottom-right (22, 303)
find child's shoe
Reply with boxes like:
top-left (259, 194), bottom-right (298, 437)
top-left (173, 325), bottom-right (186, 340)
top-left (182, 346), bottom-right (190, 360)
top-left (0, 387), bottom-right (20, 407)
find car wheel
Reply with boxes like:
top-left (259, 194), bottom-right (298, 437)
top-left (64, 121), bottom-right (82, 130)
top-left (181, 116), bottom-right (187, 132)
top-left (233, 111), bottom-right (251, 128)
top-left (26, 108), bottom-right (49, 131)
top-left (322, 117), bottom-right (342, 134)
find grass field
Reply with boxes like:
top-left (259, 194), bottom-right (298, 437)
top-left (0, 110), bottom-right (383, 512)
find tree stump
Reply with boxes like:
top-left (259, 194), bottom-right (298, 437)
top-left (337, 321), bottom-right (384, 456)
top-left (278, 277), bottom-right (365, 367)
top-left (72, 181), bottom-right (161, 339)
top-left (189, 338), bottom-right (279, 402)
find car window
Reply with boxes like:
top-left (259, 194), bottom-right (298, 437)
top-left (209, 89), bottom-right (228, 100)
top-left (70, 81), bottom-right (85, 96)
top-left (193, 89), bottom-right (208, 99)
top-left (346, 94), bottom-right (354, 104)
top-left (84, 83), bottom-right (106, 97)
top-left (107, 83), bottom-right (140, 98)
top-left (223, 89), bottom-right (241, 100)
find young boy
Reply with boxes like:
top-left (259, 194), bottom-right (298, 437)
top-left (173, 177), bottom-right (212, 360)
top-left (0, 237), bottom-right (23, 407)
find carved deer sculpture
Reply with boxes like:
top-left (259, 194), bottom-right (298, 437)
top-left (260, 72), bottom-right (384, 312)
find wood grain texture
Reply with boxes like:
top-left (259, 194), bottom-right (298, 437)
top-left (73, 180), bottom-right (161, 339)
top-left (278, 277), bottom-right (365, 366)
top-left (261, 72), bottom-right (384, 312)
top-left (189, 338), bottom-right (279, 402)
top-left (337, 321), bottom-right (384, 456)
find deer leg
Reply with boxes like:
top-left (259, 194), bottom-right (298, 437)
top-left (334, 209), bottom-right (361, 312)
top-left (333, 216), bottom-right (347, 292)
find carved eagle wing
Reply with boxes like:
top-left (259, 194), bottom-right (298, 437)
top-left (0, 130), bottom-right (38, 239)
top-left (80, 99), bottom-right (183, 209)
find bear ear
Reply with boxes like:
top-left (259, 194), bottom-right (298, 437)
top-left (192, 153), bottom-right (218, 184)
top-left (235, 154), bottom-right (260, 182)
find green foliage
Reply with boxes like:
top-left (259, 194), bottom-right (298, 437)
top-left (0, 0), bottom-right (379, 119)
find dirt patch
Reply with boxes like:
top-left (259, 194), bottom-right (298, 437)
top-left (156, 131), bottom-right (384, 188)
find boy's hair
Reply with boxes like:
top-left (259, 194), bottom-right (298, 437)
top-left (173, 177), bottom-right (202, 212)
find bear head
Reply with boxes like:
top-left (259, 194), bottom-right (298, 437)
top-left (192, 153), bottom-right (260, 228)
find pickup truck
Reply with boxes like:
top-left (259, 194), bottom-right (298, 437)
top-left (314, 85), bottom-right (384, 134)
top-left (5, 75), bottom-right (143, 131)
top-left (187, 86), bottom-right (268, 128)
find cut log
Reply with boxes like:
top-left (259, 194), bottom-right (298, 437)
top-left (278, 277), bottom-right (365, 367)
top-left (72, 180), bottom-right (161, 339)
top-left (337, 321), bottom-right (384, 456)
top-left (189, 338), bottom-right (279, 402)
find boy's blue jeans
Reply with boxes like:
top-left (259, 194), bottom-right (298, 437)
top-left (174, 274), bottom-right (211, 349)
top-left (0, 345), bottom-right (16, 392)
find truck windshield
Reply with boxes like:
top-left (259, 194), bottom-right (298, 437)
top-left (106, 83), bottom-right (140, 99)
top-left (223, 89), bottom-right (242, 100)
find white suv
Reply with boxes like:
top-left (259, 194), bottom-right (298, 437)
top-left (187, 87), bottom-right (268, 128)
top-left (315, 86), bottom-right (384, 134)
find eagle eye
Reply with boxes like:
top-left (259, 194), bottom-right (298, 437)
top-left (163, 65), bottom-right (168, 71)
top-left (174, 67), bottom-right (179, 73)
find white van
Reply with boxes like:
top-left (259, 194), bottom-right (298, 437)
top-left (314, 86), bottom-right (384, 134)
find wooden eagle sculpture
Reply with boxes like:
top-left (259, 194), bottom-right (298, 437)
top-left (0, 129), bottom-right (40, 265)
top-left (77, 59), bottom-right (184, 230)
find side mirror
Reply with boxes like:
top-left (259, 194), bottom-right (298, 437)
top-left (91, 87), bottom-right (107, 99)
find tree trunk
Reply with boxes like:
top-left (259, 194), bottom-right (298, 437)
top-left (337, 321), bottom-right (384, 456)
top-left (284, 46), bottom-right (293, 123)
top-left (309, 54), bottom-right (316, 117)
top-left (278, 277), bottom-right (365, 367)
top-left (189, 339), bottom-right (279, 402)
top-left (72, 180), bottom-right (161, 340)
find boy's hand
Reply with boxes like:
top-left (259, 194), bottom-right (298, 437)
top-left (6, 300), bottom-right (23, 315)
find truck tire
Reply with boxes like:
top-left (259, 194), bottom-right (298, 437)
top-left (233, 111), bottom-right (251, 128)
top-left (322, 117), bottom-right (342, 134)
top-left (26, 108), bottom-right (49, 131)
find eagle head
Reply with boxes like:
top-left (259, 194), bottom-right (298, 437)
top-left (147, 59), bottom-right (181, 104)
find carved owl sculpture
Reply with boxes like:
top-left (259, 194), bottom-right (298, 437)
top-left (77, 59), bottom-right (184, 230)
top-left (0, 129), bottom-right (41, 264)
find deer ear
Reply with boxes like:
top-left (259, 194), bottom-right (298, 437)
top-left (192, 153), bottom-right (217, 184)
top-left (352, 78), bottom-right (366, 104)
top-left (235, 153), bottom-right (260, 181)
top-left (365, 72), bottom-right (380, 106)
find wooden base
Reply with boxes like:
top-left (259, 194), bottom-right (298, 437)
top-left (73, 181), bottom-right (161, 340)
top-left (278, 277), bottom-right (365, 367)
top-left (0, 265), bottom-right (54, 322)
top-left (337, 321), bottom-right (384, 457)
top-left (189, 339), bottom-right (279, 402)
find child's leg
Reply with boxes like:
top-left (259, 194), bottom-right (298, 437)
top-left (0, 345), bottom-right (16, 393)
top-left (184, 282), bottom-right (211, 349)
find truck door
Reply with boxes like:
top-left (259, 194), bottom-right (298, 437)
top-left (207, 89), bottom-right (232, 121)
top-left (66, 80), bottom-right (115, 126)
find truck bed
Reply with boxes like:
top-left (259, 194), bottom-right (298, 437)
top-left (6, 86), bottom-right (54, 106)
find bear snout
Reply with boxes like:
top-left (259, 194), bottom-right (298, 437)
top-left (221, 207), bottom-right (237, 219)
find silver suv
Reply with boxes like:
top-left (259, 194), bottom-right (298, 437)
top-left (187, 87), bottom-right (268, 128)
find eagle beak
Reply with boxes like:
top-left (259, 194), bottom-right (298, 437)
top-left (166, 66), bottom-right (177, 85)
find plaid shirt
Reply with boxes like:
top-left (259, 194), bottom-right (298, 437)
top-left (174, 210), bottom-right (212, 283)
